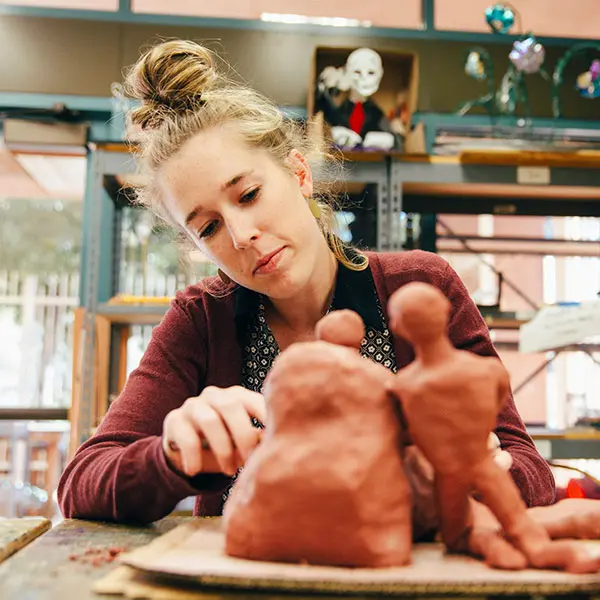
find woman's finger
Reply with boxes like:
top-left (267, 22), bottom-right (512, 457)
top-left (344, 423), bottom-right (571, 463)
top-left (211, 396), bottom-right (262, 461)
top-left (529, 499), bottom-right (600, 540)
top-left (163, 411), bottom-right (203, 476)
top-left (188, 401), bottom-right (238, 475)
top-left (232, 387), bottom-right (268, 426)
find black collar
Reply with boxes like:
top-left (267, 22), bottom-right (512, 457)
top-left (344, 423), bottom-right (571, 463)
top-left (234, 261), bottom-right (384, 333)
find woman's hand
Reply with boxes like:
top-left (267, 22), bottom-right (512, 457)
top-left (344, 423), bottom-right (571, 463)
top-left (162, 386), bottom-right (267, 477)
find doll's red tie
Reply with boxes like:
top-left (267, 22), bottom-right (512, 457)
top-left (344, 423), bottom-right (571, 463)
top-left (349, 101), bottom-right (365, 134)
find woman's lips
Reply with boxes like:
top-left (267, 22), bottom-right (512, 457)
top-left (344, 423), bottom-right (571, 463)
top-left (253, 247), bottom-right (285, 275)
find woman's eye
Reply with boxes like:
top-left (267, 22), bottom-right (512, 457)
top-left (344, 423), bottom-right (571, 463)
top-left (241, 187), bottom-right (260, 203)
top-left (199, 221), bottom-right (218, 239)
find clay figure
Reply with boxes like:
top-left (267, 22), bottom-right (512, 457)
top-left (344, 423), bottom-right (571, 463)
top-left (223, 310), bottom-right (413, 567)
top-left (386, 281), bottom-right (599, 573)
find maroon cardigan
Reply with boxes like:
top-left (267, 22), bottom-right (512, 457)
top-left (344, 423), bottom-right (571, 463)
top-left (58, 250), bottom-right (555, 523)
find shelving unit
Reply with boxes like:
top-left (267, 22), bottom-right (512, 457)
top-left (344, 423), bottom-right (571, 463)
top-left (391, 151), bottom-right (600, 221)
top-left (479, 308), bottom-right (536, 331)
top-left (97, 303), bottom-right (170, 325)
top-left (72, 129), bottom-right (600, 460)
top-left (529, 427), bottom-right (600, 461)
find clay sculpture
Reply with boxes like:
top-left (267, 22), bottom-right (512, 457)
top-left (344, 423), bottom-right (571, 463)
top-left (223, 310), bottom-right (413, 567)
top-left (386, 281), bottom-right (598, 573)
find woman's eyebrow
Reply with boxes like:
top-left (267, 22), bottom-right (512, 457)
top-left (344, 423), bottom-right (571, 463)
top-left (221, 169), bottom-right (254, 192)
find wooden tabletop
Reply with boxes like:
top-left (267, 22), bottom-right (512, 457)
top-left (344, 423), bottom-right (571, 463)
top-left (0, 517), bottom-right (51, 564)
top-left (0, 516), bottom-right (597, 600)
top-left (0, 517), bottom-right (342, 600)
top-left (0, 517), bottom-right (187, 600)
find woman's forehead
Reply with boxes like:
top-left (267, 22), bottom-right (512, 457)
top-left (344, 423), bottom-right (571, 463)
top-left (163, 131), bottom-right (262, 188)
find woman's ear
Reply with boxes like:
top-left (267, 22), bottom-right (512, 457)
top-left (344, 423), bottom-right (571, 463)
top-left (287, 149), bottom-right (314, 197)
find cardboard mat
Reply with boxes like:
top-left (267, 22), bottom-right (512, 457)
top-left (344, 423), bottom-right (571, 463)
top-left (110, 518), bottom-right (600, 597)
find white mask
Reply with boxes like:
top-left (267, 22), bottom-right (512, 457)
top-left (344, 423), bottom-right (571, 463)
top-left (345, 48), bottom-right (384, 99)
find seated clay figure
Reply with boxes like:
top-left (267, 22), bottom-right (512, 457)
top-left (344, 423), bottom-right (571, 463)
top-left (223, 310), bottom-right (413, 567)
top-left (386, 281), bottom-right (599, 573)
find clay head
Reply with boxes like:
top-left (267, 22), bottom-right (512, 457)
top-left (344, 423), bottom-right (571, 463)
top-left (388, 282), bottom-right (451, 347)
top-left (315, 310), bottom-right (365, 349)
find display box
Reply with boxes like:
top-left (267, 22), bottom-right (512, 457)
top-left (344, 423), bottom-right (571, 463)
top-left (307, 46), bottom-right (423, 154)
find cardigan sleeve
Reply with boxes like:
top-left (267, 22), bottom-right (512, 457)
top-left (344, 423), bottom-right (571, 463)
top-left (57, 294), bottom-right (231, 524)
top-left (440, 259), bottom-right (556, 507)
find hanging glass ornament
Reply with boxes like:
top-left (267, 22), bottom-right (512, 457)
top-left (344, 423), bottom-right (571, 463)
top-left (576, 59), bottom-right (600, 99)
top-left (496, 70), bottom-right (518, 114)
top-left (465, 51), bottom-right (486, 80)
top-left (509, 37), bottom-right (545, 74)
top-left (552, 43), bottom-right (600, 118)
top-left (457, 47), bottom-right (496, 116)
top-left (485, 4), bottom-right (515, 34)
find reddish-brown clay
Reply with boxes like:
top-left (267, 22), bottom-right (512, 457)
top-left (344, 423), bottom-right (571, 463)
top-left (468, 497), bottom-right (600, 570)
top-left (223, 311), bottom-right (413, 568)
top-left (386, 281), bottom-right (598, 574)
top-left (314, 309), bottom-right (365, 348)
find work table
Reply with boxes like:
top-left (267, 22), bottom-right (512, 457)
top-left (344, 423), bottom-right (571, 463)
top-left (0, 517), bottom-right (184, 600)
top-left (1, 516), bottom-right (599, 600)
top-left (0, 517), bottom-right (362, 600)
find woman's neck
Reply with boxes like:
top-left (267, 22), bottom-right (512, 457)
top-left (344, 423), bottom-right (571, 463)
top-left (265, 244), bottom-right (338, 334)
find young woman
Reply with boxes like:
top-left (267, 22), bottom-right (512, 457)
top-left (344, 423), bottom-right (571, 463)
top-left (57, 40), bottom-right (554, 525)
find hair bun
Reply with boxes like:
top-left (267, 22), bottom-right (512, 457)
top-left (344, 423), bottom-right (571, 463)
top-left (125, 40), bottom-right (218, 129)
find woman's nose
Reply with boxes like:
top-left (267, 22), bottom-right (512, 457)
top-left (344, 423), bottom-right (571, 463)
top-left (226, 216), bottom-right (259, 249)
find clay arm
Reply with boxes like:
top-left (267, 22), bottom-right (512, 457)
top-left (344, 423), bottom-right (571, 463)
top-left (58, 299), bottom-right (231, 524)
top-left (441, 260), bottom-right (555, 507)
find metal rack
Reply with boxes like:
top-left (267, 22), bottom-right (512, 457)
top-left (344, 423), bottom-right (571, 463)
top-left (389, 151), bottom-right (600, 461)
top-left (390, 152), bottom-right (600, 219)
top-left (74, 142), bottom-right (600, 461)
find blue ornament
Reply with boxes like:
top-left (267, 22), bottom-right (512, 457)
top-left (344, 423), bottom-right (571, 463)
top-left (576, 61), bottom-right (600, 98)
top-left (485, 4), bottom-right (515, 34)
top-left (580, 82), bottom-right (600, 99)
top-left (509, 37), bottom-right (545, 74)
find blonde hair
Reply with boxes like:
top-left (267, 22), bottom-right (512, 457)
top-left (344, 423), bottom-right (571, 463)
top-left (124, 39), bottom-right (368, 272)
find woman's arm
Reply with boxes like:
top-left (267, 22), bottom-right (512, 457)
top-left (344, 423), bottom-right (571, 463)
top-left (441, 259), bottom-right (556, 508)
top-left (58, 296), bottom-right (231, 524)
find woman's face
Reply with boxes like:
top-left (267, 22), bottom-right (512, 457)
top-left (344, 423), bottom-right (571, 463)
top-left (159, 125), bottom-right (326, 299)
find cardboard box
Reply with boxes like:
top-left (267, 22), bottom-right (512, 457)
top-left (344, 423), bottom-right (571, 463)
top-left (307, 46), bottom-right (422, 155)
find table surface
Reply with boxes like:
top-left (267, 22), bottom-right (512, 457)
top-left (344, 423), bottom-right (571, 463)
top-left (0, 517), bottom-right (185, 600)
top-left (0, 517), bottom-right (360, 600)
top-left (0, 517), bottom-right (51, 564)
top-left (0, 516), bottom-right (598, 600)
